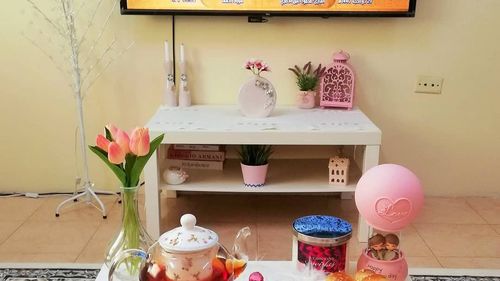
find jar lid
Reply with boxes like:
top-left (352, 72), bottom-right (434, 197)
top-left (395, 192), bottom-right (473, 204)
top-left (292, 215), bottom-right (352, 246)
top-left (159, 214), bottom-right (218, 253)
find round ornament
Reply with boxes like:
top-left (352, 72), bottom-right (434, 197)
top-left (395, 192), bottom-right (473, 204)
top-left (238, 76), bottom-right (276, 118)
top-left (354, 164), bottom-right (424, 232)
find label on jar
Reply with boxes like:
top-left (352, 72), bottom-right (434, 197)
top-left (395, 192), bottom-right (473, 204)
top-left (297, 241), bottom-right (347, 273)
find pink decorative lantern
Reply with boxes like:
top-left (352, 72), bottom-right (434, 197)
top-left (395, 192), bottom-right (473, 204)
top-left (320, 51), bottom-right (355, 109)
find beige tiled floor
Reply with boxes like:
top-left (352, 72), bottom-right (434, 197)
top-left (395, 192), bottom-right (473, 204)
top-left (0, 194), bottom-right (499, 269)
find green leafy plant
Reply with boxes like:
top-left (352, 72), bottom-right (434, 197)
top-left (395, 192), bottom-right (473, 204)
top-left (238, 145), bottom-right (273, 166)
top-left (288, 62), bottom-right (326, 91)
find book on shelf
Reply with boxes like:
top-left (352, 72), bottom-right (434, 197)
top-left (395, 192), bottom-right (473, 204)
top-left (166, 159), bottom-right (223, 170)
top-left (172, 144), bottom-right (222, 151)
top-left (167, 146), bottom-right (225, 162)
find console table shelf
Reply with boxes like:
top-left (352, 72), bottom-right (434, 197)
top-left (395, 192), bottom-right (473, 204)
top-left (160, 159), bottom-right (360, 193)
top-left (144, 105), bottom-right (381, 243)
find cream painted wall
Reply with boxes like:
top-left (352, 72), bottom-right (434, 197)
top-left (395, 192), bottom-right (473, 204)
top-left (1, 0), bottom-right (499, 196)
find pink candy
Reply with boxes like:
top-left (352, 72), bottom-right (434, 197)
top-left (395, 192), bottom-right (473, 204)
top-left (249, 272), bottom-right (264, 281)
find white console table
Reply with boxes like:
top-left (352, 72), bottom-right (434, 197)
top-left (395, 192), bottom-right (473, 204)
top-left (144, 105), bottom-right (381, 242)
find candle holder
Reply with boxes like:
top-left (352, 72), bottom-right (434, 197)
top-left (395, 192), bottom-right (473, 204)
top-left (178, 44), bottom-right (191, 107)
top-left (179, 61), bottom-right (191, 107)
top-left (163, 41), bottom-right (177, 107)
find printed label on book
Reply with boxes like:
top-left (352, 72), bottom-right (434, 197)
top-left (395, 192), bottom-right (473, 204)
top-left (167, 159), bottom-right (224, 170)
top-left (167, 148), bottom-right (225, 161)
top-left (173, 144), bottom-right (222, 151)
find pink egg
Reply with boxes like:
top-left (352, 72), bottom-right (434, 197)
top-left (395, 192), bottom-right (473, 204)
top-left (355, 164), bottom-right (424, 232)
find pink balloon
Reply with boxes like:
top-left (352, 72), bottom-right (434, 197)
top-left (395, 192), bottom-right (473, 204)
top-left (355, 164), bottom-right (424, 232)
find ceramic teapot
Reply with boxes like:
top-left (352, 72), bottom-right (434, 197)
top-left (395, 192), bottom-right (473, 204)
top-left (108, 214), bottom-right (251, 281)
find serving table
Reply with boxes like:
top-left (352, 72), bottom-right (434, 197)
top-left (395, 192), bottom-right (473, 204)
top-left (97, 261), bottom-right (416, 281)
top-left (97, 261), bottom-right (500, 281)
top-left (143, 105), bottom-right (382, 242)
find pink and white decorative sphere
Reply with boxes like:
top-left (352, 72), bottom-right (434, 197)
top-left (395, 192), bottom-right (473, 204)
top-left (249, 272), bottom-right (264, 281)
top-left (354, 164), bottom-right (424, 232)
top-left (320, 50), bottom-right (355, 109)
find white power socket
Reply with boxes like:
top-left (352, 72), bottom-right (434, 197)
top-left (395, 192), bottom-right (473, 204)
top-left (415, 75), bottom-right (443, 94)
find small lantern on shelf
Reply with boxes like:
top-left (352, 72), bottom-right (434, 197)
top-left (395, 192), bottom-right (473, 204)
top-left (320, 50), bottom-right (355, 109)
top-left (328, 156), bottom-right (350, 186)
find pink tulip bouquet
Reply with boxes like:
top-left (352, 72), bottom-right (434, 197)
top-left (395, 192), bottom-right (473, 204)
top-left (89, 125), bottom-right (163, 187)
top-left (244, 59), bottom-right (271, 76)
top-left (89, 125), bottom-right (164, 274)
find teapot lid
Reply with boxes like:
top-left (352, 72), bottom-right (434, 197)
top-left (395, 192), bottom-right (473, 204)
top-left (159, 214), bottom-right (218, 252)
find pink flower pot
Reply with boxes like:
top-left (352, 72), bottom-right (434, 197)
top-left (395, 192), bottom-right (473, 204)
top-left (297, 91), bottom-right (316, 109)
top-left (357, 250), bottom-right (408, 281)
top-left (240, 163), bottom-right (268, 188)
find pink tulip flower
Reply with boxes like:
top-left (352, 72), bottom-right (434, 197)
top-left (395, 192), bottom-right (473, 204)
top-left (130, 127), bottom-right (150, 156)
top-left (115, 129), bottom-right (130, 154)
top-left (108, 142), bottom-right (125, 164)
top-left (96, 134), bottom-right (110, 152)
top-left (106, 124), bottom-right (119, 139)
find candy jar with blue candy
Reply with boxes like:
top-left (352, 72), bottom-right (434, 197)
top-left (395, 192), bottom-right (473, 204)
top-left (292, 215), bottom-right (353, 274)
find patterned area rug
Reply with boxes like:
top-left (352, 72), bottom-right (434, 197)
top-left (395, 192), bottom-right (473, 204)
top-left (0, 265), bottom-right (100, 281)
top-left (411, 275), bottom-right (500, 281)
top-left (409, 267), bottom-right (500, 281)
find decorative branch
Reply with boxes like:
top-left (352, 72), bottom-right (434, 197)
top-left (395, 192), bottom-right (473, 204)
top-left (78, 0), bottom-right (116, 61)
top-left (21, 33), bottom-right (68, 79)
top-left (25, 0), bottom-right (66, 38)
top-left (23, 0), bottom-right (135, 100)
top-left (74, 0), bottom-right (88, 16)
top-left (77, 0), bottom-right (105, 48)
top-left (81, 37), bottom-right (117, 84)
top-left (82, 41), bottom-right (135, 98)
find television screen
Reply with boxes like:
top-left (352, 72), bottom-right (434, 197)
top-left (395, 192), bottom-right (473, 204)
top-left (120, 0), bottom-right (416, 17)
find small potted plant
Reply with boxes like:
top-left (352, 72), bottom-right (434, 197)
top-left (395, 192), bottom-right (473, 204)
top-left (238, 145), bottom-right (273, 188)
top-left (288, 62), bottom-right (326, 109)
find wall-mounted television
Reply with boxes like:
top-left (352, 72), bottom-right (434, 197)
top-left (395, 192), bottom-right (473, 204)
top-left (120, 0), bottom-right (417, 17)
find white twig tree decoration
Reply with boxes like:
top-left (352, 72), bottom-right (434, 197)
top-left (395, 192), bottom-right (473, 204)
top-left (22, 0), bottom-right (134, 218)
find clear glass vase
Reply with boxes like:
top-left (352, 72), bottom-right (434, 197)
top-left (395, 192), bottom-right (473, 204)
top-left (105, 186), bottom-right (153, 281)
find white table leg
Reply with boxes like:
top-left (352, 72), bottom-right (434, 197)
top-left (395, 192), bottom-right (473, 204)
top-left (144, 150), bottom-right (161, 239)
top-left (357, 145), bottom-right (380, 243)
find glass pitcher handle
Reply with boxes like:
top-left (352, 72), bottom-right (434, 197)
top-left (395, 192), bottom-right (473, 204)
top-left (233, 226), bottom-right (252, 260)
top-left (108, 249), bottom-right (149, 281)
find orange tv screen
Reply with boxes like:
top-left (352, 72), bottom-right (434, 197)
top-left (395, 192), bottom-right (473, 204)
top-left (121, 0), bottom-right (416, 17)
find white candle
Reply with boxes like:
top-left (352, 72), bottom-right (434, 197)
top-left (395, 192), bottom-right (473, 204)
top-left (180, 43), bottom-right (185, 63)
top-left (164, 40), bottom-right (169, 62)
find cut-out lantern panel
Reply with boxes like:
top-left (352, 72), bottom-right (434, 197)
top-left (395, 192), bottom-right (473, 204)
top-left (320, 51), bottom-right (355, 109)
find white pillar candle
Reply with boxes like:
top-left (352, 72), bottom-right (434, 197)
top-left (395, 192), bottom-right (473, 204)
top-left (164, 41), bottom-right (169, 62)
top-left (180, 43), bottom-right (185, 63)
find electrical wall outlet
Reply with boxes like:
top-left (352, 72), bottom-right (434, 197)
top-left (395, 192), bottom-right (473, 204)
top-left (415, 75), bottom-right (443, 94)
